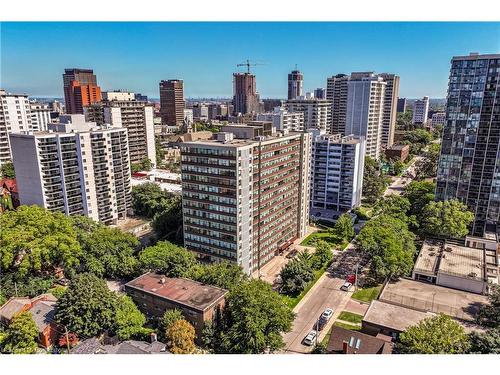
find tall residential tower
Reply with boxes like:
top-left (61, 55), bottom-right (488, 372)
top-left (62, 68), bottom-right (102, 114)
top-left (288, 70), bottom-right (303, 100)
top-left (159, 80), bottom-right (185, 127)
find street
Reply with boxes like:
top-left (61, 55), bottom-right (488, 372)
top-left (383, 155), bottom-right (422, 197)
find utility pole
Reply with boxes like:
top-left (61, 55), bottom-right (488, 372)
top-left (355, 262), bottom-right (359, 291)
top-left (64, 326), bottom-right (71, 353)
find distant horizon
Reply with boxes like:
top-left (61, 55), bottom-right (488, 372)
top-left (2, 22), bottom-right (499, 98)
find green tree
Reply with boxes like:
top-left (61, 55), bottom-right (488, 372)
top-left (46, 285), bottom-right (67, 299)
top-left (165, 319), bottom-right (196, 354)
top-left (469, 328), bottom-right (500, 354)
top-left (356, 215), bottom-right (416, 280)
top-left (311, 240), bottom-right (333, 270)
top-left (132, 183), bottom-right (168, 218)
top-left (414, 143), bottom-right (440, 180)
top-left (159, 309), bottom-right (184, 335)
top-left (396, 314), bottom-right (470, 354)
top-left (112, 295), bottom-right (149, 340)
top-left (311, 341), bottom-right (328, 354)
top-left (362, 156), bottom-right (390, 204)
top-left (0, 273), bottom-right (54, 300)
top-left (1, 312), bottom-right (38, 354)
top-left (152, 195), bottom-right (183, 241)
top-left (72, 216), bottom-right (139, 278)
top-left (476, 285), bottom-right (500, 328)
top-left (401, 129), bottom-right (433, 155)
top-left (131, 158), bottom-right (153, 173)
top-left (219, 279), bottom-right (294, 353)
top-left (139, 241), bottom-right (195, 277)
top-left (155, 136), bottom-right (166, 168)
top-left (332, 213), bottom-right (355, 242)
top-left (200, 320), bottom-right (217, 352)
top-left (0, 161), bottom-right (15, 179)
top-left (279, 256), bottom-right (314, 296)
top-left (188, 262), bottom-right (247, 290)
top-left (421, 199), bottom-right (474, 239)
top-left (396, 110), bottom-right (413, 131)
top-left (55, 273), bottom-right (116, 338)
top-left (403, 181), bottom-right (435, 218)
top-left (0, 206), bottom-right (81, 278)
top-left (392, 160), bottom-right (405, 176)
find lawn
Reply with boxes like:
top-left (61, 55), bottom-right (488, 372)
top-left (300, 231), bottom-right (346, 249)
top-left (351, 285), bottom-right (382, 303)
top-left (337, 311), bottom-right (363, 324)
top-left (333, 321), bottom-right (361, 331)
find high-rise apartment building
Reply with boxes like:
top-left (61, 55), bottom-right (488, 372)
top-left (192, 103), bottom-right (209, 122)
top-left (345, 73), bottom-right (386, 159)
top-left (102, 91), bottom-right (136, 101)
top-left (9, 115), bottom-right (131, 224)
top-left (436, 53), bottom-right (500, 236)
top-left (85, 99), bottom-right (156, 166)
top-left (62, 68), bottom-right (102, 114)
top-left (412, 96), bottom-right (430, 125)
top-left (180, 129), bottom-right (311, 274)
top-left (159, 80), bottom-right (185, 127)
top-left (314, 88), bottom-right (326, 100)
top-left (288, 70), bottom-right (303, 100)
top-left (256, 107), bottom-right (305, 132)
top-left (29, 103), bottom-right (51, 132)
top-left (430, 112), bottom-right (446, 128)
top-left (397, 97), bottom-right (407, 113)
top-left (326, 74), bottom-right (350, 134)
top-left (310, 134), bottom-right (365, 217)
top-left (0, 90), bottom-right (32, 165)
top-left (379, 73), bottom-right (400, 148)
top-left (233, 73), bottom-right (261, 115)
top-left (285, 97), bottom-right (331, 134)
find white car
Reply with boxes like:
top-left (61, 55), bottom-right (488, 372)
top-left (320, 308), bottom-right (334, 322)
top-left (340, 281), bottom-right (353, 291)
top-left (303, 330), bottom-right (317, 346)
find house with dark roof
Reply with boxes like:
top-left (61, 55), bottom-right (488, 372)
top-left (70, 337), bottom-right (169, 354)
top-left (326, 326), bottom-right (393, 354)
top-left (0, 293), bottom-right (59, 348)
top-left (125, 272), bottom-right (227, 337)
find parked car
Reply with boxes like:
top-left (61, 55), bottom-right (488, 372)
top-left (340, 281), bottom-right (353, 291)
top-left (286, 249), bottom-right (298, 259)
top-left (318, 308), bottom-right (334, 330)
top-left (303, 330), bottom-right (317, 346)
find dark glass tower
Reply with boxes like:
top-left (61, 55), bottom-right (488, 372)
top-left (436, 53), bottom-right (500, 236)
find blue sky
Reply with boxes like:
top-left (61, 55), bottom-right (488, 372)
top-left (1, 22), bottom-right (499, 98)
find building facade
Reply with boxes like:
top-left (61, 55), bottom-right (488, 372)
top-left (62, 68), bottom-right (102, 114)
top-left (326, 74), bottom-right (350, 135)
top-left (256, 107), bottom-right (305, 132)
top-left (379, 73), bottom-right (400, 148)
top-left (430, 112), bottom-right (446, 128)
top-left (436, 53), bottom-right (500, 236)
top-left (159, 80), bottom-right (185, 127)
top-left (180, 130), bottom-right (311, 274)
top-left (285, 97), bottom-right (331, 134)
top-left (288, 70), bottom-right (303, 100)
top-left (102, 91), bottom-right (136, 101)
top-left (9, 115), bottom-right (132, 224)
top-left (85, 100), bottom-right (156, 166)
top-left (29, 103), bottom-right (51, 132)
top-left (0, 90), bottom-right (32, 165)
top-left (412, 96), bottom-right (430, 125)
top-left (310, 134), bottom-right (365, 217)
top-left (233, 73), bottom-right (261, 115)
top-left (397, 97), bottom-right (407, 113)
top-left (345, 73), bottom-right (386, 159)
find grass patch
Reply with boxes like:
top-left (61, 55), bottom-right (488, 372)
top-left (300, 231), bottom-right (340, 248)
top-left (334, 321), bottom-right (361, 331)
top-left (353, 205), bottom-right (373, 220)
top-left (282, 263), bottom-right (329, 309)
top-left (321, 326), bottom-right (333, 345)
top-left (337, 311), bottom-right (363, 324)
top-left (351, 285), bottom-right (382, 303)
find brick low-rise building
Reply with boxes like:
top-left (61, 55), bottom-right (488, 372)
top-left (385, 144), bottom-right (410, 162)
top-left (125, 272), bottom-right (227, 337)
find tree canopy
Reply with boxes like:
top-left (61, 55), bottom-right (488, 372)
top-left (396, 314), bottom-right (470, 354)
top-left (0, 205), bottom-right (81, 278)
top-left (476, 285), bottom-right (500, 328)
top-left (55, 273), bottom-right (117, 338)
top-left (1, 312), bottom-right (39, 354)
top-left (414, 143), bottom-right (440, 180)
top-left (362, 156), bottom-right (390, 204)
top-left (403, 181), bottom-right (435, 219)
top-left (0, 161), bottom-right (15, 179)
top-left (139, 241), bottom-right (195, 278)
top-left (469, 327), bottom-right (500, 354)
top-left (165, 319), bottom-right (196, 354)
top-left (356, 215), bottom-right (416, 280)
top-left (373, 195), bottom-right (414, 225)
top-left (188, 262), bottom-right (247, 291)
top-left (421, 199), bottom-right (474, 239)
top-left (331, 213), bottom-right (355, 242)
top-left (112, 295), bottom-right (149, 341)
top-left (159, 309), bottom-right (184, 338)
top-left (219, 279), bottom-right (294, 353)
top-left (279, 254), bottom-right (314, 296)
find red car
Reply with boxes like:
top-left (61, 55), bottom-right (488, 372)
top-left (346, 274), bottom-right (356, 284)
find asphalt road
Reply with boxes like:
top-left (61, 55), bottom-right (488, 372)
top-left (383, 156), bottom-right (422, 197)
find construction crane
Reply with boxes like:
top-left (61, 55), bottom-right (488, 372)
top-left (236, 59), bottom-right (265, 74)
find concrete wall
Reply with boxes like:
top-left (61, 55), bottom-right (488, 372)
top-left (437, 273), bottom-right (486, 294)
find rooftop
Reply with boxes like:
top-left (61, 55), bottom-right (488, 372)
top-left (414, 239), bottom-right (485, 280)
top-left (182, 130), bottom-right (304, 148)
top-left (125, 272), bottom-right (227, 312)
top-left (363, 300), bottom-right (434, 333)
top-left (327, 325), bottom-right (392, 354)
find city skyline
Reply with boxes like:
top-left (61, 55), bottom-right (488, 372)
top-left (1, 22), bottom-right (499, 98)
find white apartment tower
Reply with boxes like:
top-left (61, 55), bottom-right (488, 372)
top-left (285, 97), bottom-right (331, 134)
top-left (345, 73), bottom-right (386, 159)
top-left (180, 129), bottom-right (311, 275)
top-left (0, 90), bottom-right (32, 165)
top-left (30, 103), bottom-right (52, 132)
top-left (310, 134), bottom-right (365, 218)
top-left (412, 96), bottom-right (430, 125)
top-left (379, 73), bottom-right (400, 148)
top-left (9, 115), bottom-right (132, 225)
top-left (256, 107), bottom-right (305, 132)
